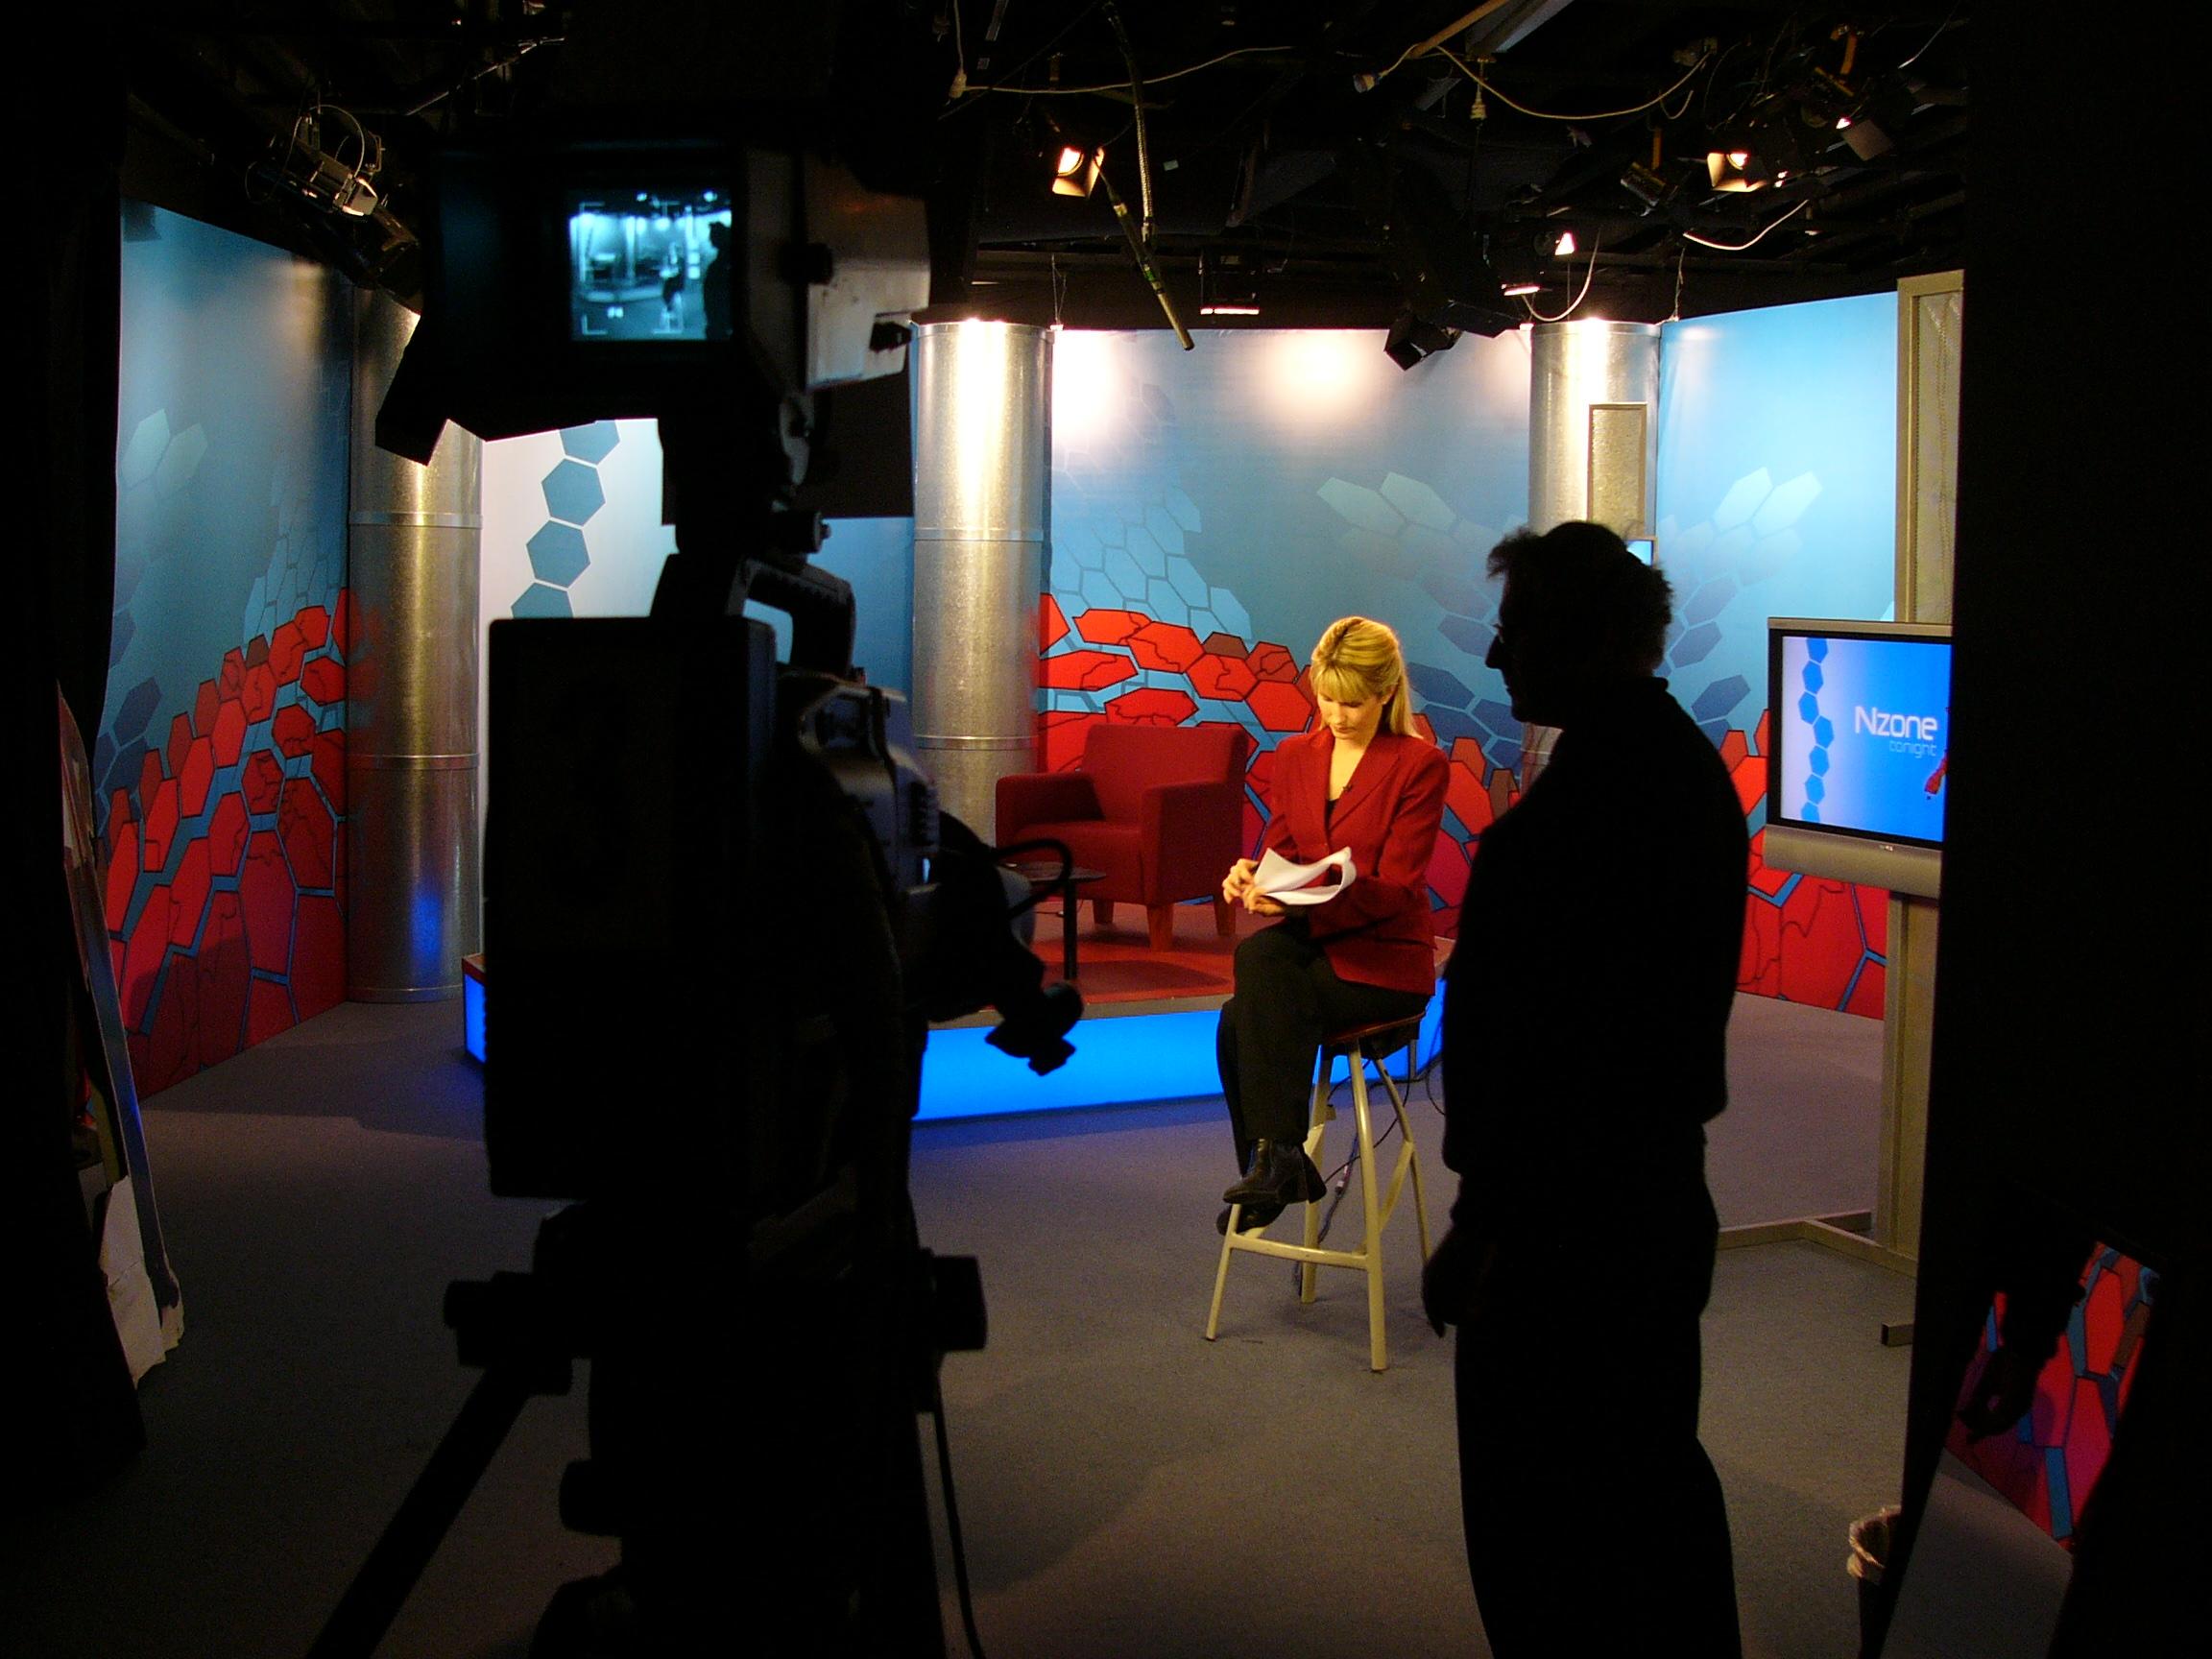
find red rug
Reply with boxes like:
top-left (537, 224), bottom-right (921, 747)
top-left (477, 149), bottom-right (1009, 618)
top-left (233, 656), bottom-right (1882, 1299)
top-left (1024, 900), bottom-right (1262, 1005)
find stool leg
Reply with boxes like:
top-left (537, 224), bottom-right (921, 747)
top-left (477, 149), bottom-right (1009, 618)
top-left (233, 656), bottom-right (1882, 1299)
top-left (1206, 1207), bottom-right (1240, 1340)
top-left (1351, 1061), bottom-right (1387, 1371)
top-left (1299, 1065), bottom-right (1331, 1305)
top-left (1397, 1042), bottom-right (1434, 1262)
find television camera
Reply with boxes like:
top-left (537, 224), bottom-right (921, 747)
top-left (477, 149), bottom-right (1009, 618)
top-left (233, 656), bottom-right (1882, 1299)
top-left (311, 7), bottom-right (1078, 1653)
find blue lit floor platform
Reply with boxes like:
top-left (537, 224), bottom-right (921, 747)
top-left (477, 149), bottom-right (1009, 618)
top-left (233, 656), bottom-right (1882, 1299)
top-left (918, 902), bottom-right (1446, 1122)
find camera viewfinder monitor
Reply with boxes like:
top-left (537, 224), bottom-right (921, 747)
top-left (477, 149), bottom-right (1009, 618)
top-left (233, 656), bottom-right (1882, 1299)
top-left (1763, 617), bottom-right (1953, 900)
top-left (566, 185), bottom-right (733, 343)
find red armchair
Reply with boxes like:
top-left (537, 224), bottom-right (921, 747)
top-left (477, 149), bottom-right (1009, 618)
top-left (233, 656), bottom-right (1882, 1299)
top-left (997, 723), bottom-right (1255, 950)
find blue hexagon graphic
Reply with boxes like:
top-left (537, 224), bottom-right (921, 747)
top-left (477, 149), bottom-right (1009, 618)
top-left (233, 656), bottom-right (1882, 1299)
top-left (527, 521), bottom-right (590, 587)
top-left (113, 676), bottom-right (162, 741)
top-left (1797, 692), bottom-right (1821, 725)
top-left (1672, 621), bottom-right (1721, 666)
top-left (561, 422), bottom-right (621, 464)
top-left (1814, 716), bottom-right (1836, 746)
top-left (541, 460), bottom-right (606, 525)
top-left (1800, 661), bottom-right (1824, 693)
top-left (513, 583), bottom-right (574, 619)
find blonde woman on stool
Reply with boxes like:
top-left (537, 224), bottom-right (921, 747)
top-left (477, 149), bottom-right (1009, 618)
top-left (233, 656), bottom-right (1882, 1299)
top-left (1215, 616), bottom-right (1448, 1232)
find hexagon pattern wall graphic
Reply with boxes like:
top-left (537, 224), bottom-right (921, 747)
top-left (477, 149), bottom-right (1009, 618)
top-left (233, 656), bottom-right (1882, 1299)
top-left (1947, 1244), bottom-right (2153, 1547)
top-left (1045, 366), bottom-right (1884, 1013)
top-left (508, 423), bottom-right (621, 619)
top-left (104, 380), bottom-right (350, 1092)
top-left (100, 596), bottom-right (349, 1094)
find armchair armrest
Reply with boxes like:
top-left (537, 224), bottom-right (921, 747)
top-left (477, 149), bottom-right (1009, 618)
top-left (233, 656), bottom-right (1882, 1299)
top-left (996, 771), bottom-right (1101, 841)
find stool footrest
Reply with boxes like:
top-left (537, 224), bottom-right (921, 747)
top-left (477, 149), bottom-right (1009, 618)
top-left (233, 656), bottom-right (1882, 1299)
top-left (1220, 1233), bottom-right (1366, 1271)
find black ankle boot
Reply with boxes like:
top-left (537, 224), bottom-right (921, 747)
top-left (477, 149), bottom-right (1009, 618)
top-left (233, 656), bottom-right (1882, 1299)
top-left (1223, 1138), bottom-right (1307, 1208)
top-left (1216, 1199), bottom-right (1283, 1236)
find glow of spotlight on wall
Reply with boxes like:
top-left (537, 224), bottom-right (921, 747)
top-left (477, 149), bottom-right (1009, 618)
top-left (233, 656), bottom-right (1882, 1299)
top-left (1051, 326), bottom-right (1119, 450)
top-left (948, 319), bottom-right (1027, 515)
top-left (1259, 330), bottom-right (1387, 432)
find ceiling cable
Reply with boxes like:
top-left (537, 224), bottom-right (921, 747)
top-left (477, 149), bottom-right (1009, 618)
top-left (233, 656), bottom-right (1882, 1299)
top-left (1433, 43), bottom-right (1713, 123)
top-left (1680, 199), bottom-right (1810, 251)
top-left (961, 39), bottom-right (1293, 99)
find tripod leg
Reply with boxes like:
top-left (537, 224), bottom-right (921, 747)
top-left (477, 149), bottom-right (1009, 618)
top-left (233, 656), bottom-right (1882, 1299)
top-left (307, 1366), bottom-right (537, 1659)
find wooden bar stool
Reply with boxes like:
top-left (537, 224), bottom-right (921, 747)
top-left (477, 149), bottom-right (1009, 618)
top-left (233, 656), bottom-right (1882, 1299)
top-left (1205, 1013), bottom-right (1433, 1371)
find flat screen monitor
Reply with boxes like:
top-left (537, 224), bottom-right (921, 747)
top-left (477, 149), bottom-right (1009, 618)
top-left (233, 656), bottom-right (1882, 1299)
top-left (565, 186), bottom-right (733, 343)
top-left (1763, 617), bottom-right (1952, 899)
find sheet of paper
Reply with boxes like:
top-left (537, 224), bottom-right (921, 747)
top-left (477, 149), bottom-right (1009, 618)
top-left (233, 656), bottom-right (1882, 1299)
top-left (1253, 845), bottom-right (1356, 905)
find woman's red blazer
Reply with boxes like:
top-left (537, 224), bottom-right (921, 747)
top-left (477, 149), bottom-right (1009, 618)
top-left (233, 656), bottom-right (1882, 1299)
top-left (1259, 728), bottom-right (1450, 995)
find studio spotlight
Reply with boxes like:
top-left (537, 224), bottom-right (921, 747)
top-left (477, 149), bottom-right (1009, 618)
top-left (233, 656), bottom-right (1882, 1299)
top-left (1706, 147), bottom-right (1767, 191)
top-left (257, 105), bottom-right (386, 217)
top-left (1384, 309), bottom-right (1459, 371)
top-left (1051, 143), bottom-right (1104, 199)
top-left (1197, 251), bottom-right (1261, 316)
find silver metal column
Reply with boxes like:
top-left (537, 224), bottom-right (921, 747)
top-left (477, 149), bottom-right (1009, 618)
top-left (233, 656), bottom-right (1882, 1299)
top-left (1528, 319), bottom-right (1660, 538)
top-left (1523, 320), bottom-right (1661, 785)
top-left (910, 320), bottom-right (1052, 840)
top-left (346, 289), bottom-right (483, 1001)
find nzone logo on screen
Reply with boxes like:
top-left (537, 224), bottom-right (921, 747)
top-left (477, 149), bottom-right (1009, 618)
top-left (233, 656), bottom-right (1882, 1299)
top-left (1853, 703), bottom-right (1942, 758)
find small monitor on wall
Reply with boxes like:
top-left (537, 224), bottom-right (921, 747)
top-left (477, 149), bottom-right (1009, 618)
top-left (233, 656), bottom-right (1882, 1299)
top-left (1764, 617), bottom-right (1953, 900)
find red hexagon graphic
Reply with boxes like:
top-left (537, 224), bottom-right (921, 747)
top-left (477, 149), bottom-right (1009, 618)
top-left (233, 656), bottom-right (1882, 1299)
top-left (140, 961), bottom-right (198, 1094)
top-left (120, 886), bottom-right (173, 1030)
top-left (301, 656), bottom-right (345, 708)
top-left (1041, 650), bottom-right (1137, 691)
top-left (1202, 632), bottom-right (1247, 657)
top-left (193, 890), bottom-right (252, 1070)
top-left (272, 704), bottom-right (318, 758)
top-left (1247, 642), bottom-right (1300, 683)
top-left (292, 894), bottom-right (346, 1020)
top-left (1247, 679), bottom-right (1313, 733)
top-left (1444, 756), bottom-right (1494, 838)
top-left (297, 603), bottom-right (330, 649)
top-left (311, 731), bottom-right (346, 811)
top-left (279, 776), bottom-right (336, 889)
top-left (220, 648), bottom-right (245, 699)
top-left (166, 712), bottom-right (193, 779)
top-left (1073, 608), bottom-right (1144, 646)
top-left (1040, 593), bottom-right (1069, 650)
top-left (1039, 710), bottom-right (1104, 771)
top-left (143, 778), bottom-right (180, 873)
top-left (1126, 621), bottom-right (1205, 673)
top-left (270, 621), bottom-right (306, 685)
top-left (105, 820), bottom-right (139, 932)
top-left (207, 793), bottom-right (250, 877)
top-left (244, 634), bottom-right (271, 669)
top-left (243, 750), bottom-right (286, 814)
top-left (1189, 652), bottom-right (1258, 701)
top-left (240, 830), bottom-right (297, 976)
top-left (180, 735), bottom-right (216, 817)
top-left (242, 661), bottom-right (277, 722)
top-left (168, 841), bottom-right (212, 947)
top-left (212, 698), bottom-right (249, 766)
top-left (193, 678), bottom-right (220, 737)
top-left (1103, 686), bottom-right (1197, 726)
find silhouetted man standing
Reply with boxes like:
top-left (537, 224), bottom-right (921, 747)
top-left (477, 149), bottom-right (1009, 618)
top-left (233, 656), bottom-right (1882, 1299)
top-left (1425, 521), bottom-right (1746, 1657)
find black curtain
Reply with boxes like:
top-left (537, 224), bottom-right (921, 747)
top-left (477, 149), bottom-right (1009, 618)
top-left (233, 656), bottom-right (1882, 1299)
top-left (2, 28), bottom-right (143, 1503)
top-left (1875, 10), bottom-right (2208, 1649)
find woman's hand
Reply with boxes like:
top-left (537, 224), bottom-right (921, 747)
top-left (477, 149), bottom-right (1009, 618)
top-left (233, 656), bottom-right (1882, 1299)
top-left (1224, 857), bottom-right (1286, 916)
